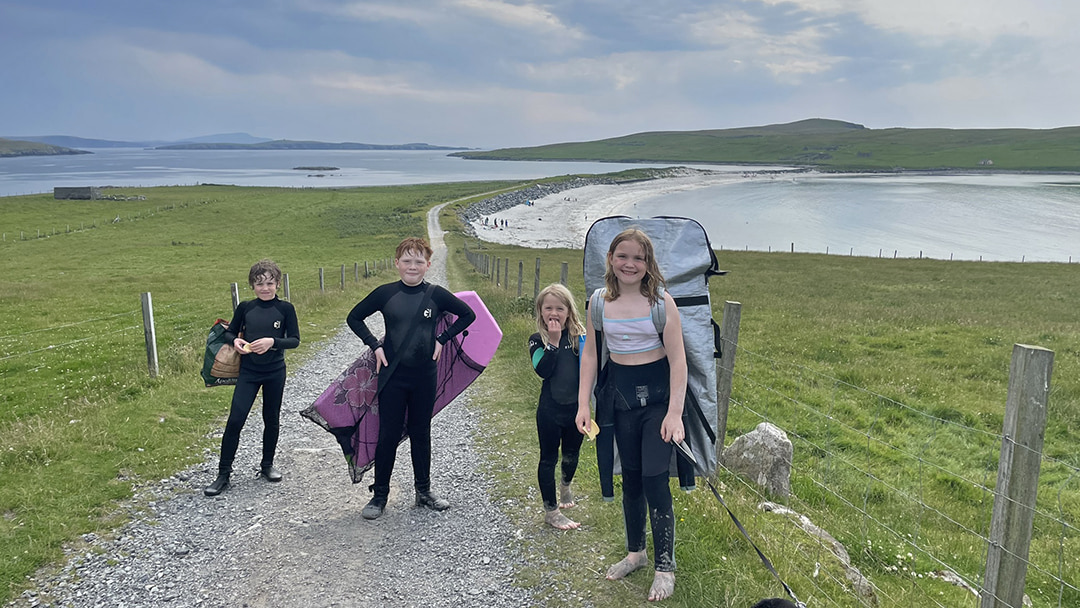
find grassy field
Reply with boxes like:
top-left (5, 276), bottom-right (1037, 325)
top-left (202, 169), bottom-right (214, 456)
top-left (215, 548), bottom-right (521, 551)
top-left (3, 180), bottom-right (1079, 606)
top-left (453, 118), bottom-right (1080, 172)
top-left (0, 181), bottom-right (528, 603)
top-left (436, 200), bottom-right (1080, 607)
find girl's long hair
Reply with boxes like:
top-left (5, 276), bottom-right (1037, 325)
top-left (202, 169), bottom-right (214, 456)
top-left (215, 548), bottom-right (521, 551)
top-left (603, 228), bottom-right (666, 304)
top-left (534, 283), bottom-right (586, 351)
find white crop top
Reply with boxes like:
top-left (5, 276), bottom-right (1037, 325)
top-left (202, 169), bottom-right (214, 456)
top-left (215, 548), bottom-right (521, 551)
top-left (603, 316), bottom-right (662, 354)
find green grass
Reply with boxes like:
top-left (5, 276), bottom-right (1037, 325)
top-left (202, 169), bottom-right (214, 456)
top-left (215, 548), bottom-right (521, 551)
top-left (3, 180), bottom-right (1079, 606)
top-left (453, 118), bottom-right (1080, 172)
top-left (438, 200), bottom-right (1080, 607)
top-left (0, 181), bottom-right (525, 602)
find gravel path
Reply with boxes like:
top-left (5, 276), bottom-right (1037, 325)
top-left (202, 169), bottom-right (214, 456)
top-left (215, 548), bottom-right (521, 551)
top-left (11, 203), bottom-right (537, 608)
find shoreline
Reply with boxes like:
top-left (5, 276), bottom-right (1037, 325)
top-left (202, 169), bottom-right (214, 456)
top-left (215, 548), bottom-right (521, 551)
top-left (467, 169), bottom-right (789, 249)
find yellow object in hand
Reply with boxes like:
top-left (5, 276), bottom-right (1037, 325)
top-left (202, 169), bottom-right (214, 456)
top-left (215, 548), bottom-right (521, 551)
top-left (585, 419), bottom-right (600, 441)
top-left (242, 344), bottom-right (252, 353)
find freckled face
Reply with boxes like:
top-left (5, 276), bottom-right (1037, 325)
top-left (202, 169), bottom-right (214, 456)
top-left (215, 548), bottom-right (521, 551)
top-left (540, 295), bottom-right (568, 329)
top-left (609, 240), bottom-right (647, 286)
top-left (395, 249), bottom-right (431, 286)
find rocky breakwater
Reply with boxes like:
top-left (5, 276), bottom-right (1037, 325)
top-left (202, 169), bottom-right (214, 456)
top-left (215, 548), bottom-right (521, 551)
top-left (458, 167), bottom-right (697, 237)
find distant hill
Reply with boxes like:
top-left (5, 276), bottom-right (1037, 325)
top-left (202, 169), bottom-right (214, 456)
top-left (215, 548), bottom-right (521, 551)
top-left (176, 132), bottom-right (272, 145)
top-left (452, 118), bottom-right (1080, 172)
top-left (0, 138), bottom-right (91, 157)
top-left (7, 133), bottom-right (272, 148)
top-left (155, 140), bottom-right (469, 151)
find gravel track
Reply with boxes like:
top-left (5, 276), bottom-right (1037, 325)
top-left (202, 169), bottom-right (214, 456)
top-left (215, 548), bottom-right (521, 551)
top-left (10, 203), bottom-right (538, 608)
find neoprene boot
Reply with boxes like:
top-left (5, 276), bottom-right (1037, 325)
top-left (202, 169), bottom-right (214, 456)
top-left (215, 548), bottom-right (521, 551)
top-left (259, 465), bottom-right (283, 482)
top-left (415, 489), bottom-right (450, 511)
top-left (203, 473), bottom-right (230, 497)
top-left (362, 485), bottom-right (389, 520)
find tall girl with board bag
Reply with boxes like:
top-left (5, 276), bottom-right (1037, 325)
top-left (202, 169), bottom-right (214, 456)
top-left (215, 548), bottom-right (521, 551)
top-left (577, 228), bottom-right (688, 602)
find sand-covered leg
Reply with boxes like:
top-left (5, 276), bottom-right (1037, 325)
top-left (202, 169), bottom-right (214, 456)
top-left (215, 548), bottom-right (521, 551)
top-left (559, 482), bottom-right (576, 509)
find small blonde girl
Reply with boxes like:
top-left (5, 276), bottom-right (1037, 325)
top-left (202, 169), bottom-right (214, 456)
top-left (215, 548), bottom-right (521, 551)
top-left (527, 284), bottom-right (586, 529)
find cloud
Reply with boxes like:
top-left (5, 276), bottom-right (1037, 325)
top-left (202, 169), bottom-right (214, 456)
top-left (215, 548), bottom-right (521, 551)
top-left (452, 0), bottom-right (585, 39)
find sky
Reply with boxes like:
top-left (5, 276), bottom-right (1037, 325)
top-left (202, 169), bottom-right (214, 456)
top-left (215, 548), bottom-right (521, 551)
top-left (2, 0), bottom-right (1078, 149)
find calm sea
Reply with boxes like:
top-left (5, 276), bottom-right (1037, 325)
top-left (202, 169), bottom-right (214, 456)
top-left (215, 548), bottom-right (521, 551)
top-left (3, 149), bottom-right (1078, 262)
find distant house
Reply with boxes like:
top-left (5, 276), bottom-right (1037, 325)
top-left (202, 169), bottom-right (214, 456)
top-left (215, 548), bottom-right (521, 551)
top-left (978, 159), bottom-right (994, 166)
top-left (54, 186), bottom-right (101, 200)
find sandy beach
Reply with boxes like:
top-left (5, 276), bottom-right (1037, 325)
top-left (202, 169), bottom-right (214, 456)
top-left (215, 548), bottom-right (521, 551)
top-left (468, 170), bottom-right (766, 249)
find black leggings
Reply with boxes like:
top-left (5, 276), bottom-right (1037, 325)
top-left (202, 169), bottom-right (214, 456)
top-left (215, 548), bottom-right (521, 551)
top-left (219, 368), bottom-right (286, 475)
top-left (373, 365), bottom-right (437, 494)
top-left (536, 402), bottom-right (584, 511)
top-left (609, 359), bottom-right (676, 572)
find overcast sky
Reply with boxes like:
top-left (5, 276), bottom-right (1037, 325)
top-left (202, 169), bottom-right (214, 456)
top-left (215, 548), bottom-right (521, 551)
top-left (2, 0), bottom-right (1077, 148)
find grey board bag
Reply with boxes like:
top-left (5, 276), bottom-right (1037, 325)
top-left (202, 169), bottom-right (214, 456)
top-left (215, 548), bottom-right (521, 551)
top-left (583, 215), bottom-right (724, 490)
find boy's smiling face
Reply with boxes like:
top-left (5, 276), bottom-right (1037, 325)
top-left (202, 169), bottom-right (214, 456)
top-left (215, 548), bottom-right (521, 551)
top-left (252, 273), bottom-right (278, 300)
top-left (395, 249), bottom-right (431, 286)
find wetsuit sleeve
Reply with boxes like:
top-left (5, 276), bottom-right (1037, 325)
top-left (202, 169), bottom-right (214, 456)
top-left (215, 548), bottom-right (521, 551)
top-left (528, 332), bottom-right (558, 378)
top-left (433, 287), bottom-right (476, 344)
top-left (347, 285), bottom-right (388, 350)
top-left (222, 301), bottom-right (247, 343)
top-left (274, 301), bottom-right (301, 350)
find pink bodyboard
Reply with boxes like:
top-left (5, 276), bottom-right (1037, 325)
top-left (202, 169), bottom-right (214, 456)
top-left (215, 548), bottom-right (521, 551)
top-left (301, 291), bottom-right (501, 483)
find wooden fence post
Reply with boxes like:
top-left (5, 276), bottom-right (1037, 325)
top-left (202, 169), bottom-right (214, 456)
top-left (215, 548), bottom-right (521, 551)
top-left (560, 262), bottom-right (568, 286)
top-left (980, 344), bottom-right (1054, 608)
top-left (140, 292), bottom-right (159, 378)
top-left (283, 273), bottom-right (290, 301)
top-left (534, 258), bottom-right (541, 298)
top-left (715, 301), bottom-right (742, 458)
top-left (319, 268), bottom-right (325, 292)
top-left (495, 257), bottom-right (501, 286)
top-left (354, 262), bottom-right (359, 282)
top-left (230, 283), bottom-right (240, 310)
top-left (365, 261), bottom-right (370, 278)
top-left (504, 258), bottom-right (509, 290)
top-left (517, 261), bottom-right (524, 297)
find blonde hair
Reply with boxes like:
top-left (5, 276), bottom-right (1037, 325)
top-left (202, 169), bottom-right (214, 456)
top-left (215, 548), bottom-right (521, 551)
top-left (603, 228), bottom-right (666, 304)
top-left (535, 283), bottom-right (586, 350)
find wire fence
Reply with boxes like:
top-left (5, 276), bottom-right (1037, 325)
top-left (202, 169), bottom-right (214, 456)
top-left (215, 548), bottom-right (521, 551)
top-left (723, 342), bottom-right (1078, 608)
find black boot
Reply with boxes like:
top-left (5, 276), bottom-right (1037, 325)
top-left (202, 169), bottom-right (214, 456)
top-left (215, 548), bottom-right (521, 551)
top-left (203, 473), bottom-right (230, 497)
top-left (362, 485), bottom-right (389, 520)
top-left (259, 465), bottom-right (283, 482)
top-left (415, 489), bottom-right (450, 511)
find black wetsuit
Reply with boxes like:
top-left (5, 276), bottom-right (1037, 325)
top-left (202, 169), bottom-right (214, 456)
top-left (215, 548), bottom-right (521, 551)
top-left (346, 280), bottom-right (475, 496)
top-left (219, 297), bottom-right (301, 475)
top-left (528, 329), bottom-right (584, 512)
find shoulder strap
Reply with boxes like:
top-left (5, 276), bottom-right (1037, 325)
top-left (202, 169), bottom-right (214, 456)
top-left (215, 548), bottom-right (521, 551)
top-left (652, 286), bottom-right (666, 336)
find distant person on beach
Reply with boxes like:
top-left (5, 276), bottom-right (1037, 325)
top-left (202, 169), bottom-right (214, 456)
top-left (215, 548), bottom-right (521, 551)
top-left (528, 284), bottom-right (587, 530)
top-left (205, 259), bottom-right (301, 496)
top-left (347, 237), bottom-right (476, 520)
top-left (577, 228), bottom-right (687, 602)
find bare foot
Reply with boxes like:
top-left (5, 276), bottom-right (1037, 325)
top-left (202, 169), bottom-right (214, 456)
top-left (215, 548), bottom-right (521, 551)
top-left (559, 483), bottom-right (576, 509)
top-left (648, 571), bottom-right (675, 601)
top-left (605, 551), bottom-right (648, 580)
top-left (544, 509), bottom-right (580, 530)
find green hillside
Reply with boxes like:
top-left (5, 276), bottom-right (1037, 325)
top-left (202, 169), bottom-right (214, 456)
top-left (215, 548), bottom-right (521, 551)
top-left (453, 118), bottom-right (1080, 171)
top-left (0, 138), bottom-right (90, 157)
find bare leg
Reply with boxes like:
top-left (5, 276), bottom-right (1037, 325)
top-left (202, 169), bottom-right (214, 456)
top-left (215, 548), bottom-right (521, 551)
top-left (648, 570), bottom-right (675, 601)
top-left (605, 550), bottom-right (648, 580)
top-left (559, 482), bottom-right (576, 509)
top-left (544, 508), bottom-right (580, 530)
